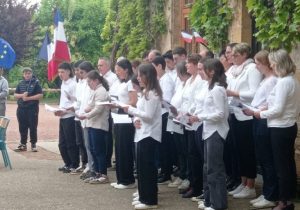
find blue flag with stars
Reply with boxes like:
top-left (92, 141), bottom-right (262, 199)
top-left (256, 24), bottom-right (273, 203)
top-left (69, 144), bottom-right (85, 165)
top-left (0, 38), bottom-right (16, 70)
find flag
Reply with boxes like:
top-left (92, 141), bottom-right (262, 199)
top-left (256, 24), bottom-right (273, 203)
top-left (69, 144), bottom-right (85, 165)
top-left (181, 31), bottom-right (193, 43)
top-left (0, 38), bottom-right (16, 70)
top-left (48, 9), bottom-right (71, 81)
top-left (193, 31), bottom-right (208, 46)
top-left (38, 32), bottom-right (51, 61)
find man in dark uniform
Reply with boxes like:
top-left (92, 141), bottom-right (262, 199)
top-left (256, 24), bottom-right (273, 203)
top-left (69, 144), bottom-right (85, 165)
top-left (14, 67), bottom-right (43, 152)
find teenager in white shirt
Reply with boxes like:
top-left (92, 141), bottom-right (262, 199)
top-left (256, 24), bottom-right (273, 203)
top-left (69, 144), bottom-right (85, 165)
top-left (193, 58), bottom-right (229, 210)
top-left (97, 57), bottom-right (118, 169)
top-left (226, 43), bottom-right (263, 198)
top-left (55, 62), bottom-right (79, 173)
top-left (124, 63), bottom-right (162, 210)
top-left (243, 50), bottom-right (278, 208)
top-left (254, 49), bottom-right (300, 210)
top-left (152, 56), bottom-right (175, 184)
top-left (110, 59), bottom-right (137, 189)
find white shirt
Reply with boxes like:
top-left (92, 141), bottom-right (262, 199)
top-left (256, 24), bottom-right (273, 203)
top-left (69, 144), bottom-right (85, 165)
top-left (128, 90), bottom-right (162, 143)
top-left (166, 81), bottom-right (184, 134)
top-left (227, 62), bottom-right (263, 121)
top-left (260, 75), bottom-right (300, 128)
top-left (160, 73), bottom-right (175, 114)
top-left (103, 70), bottom-right (118, 87)
top-left (179, 75), bottom-right (203, 114)
top-left (251, 76), bottom-right (277, 108)
top-left (116, 80), bottom-right (135, 104)
top-left (59, 78), bottom-right (77, 119)
top-left (198, 85), bottom-right (229, 140)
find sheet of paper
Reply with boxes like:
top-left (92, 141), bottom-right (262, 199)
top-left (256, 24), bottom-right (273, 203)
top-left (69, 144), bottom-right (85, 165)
top-left (95, 101), bottom-right (114, 106)
top-left (45, 104), bottom-right (65, 112)
top-left (111, 113), bottom-right (132, 124)
top-left (241, 103), bottom-right (260, 112)
top-left (172, 115), bottom-right (201, 131)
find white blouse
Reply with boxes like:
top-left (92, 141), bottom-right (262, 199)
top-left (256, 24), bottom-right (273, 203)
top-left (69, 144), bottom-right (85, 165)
top-left (103, 70), bottom-right (118, 88)
top-left (116, 80), bottom-right (135, 104)
top-left (198, 85), bottom-right (229, 140)
top-left (160, 73), bottom-right (175, 114)
top-left (260, 75), bottom-right (300, 128)
top-left (60, 78), bottom-right (77, 119)
top-left (128, 90), bottom-right (162, 143)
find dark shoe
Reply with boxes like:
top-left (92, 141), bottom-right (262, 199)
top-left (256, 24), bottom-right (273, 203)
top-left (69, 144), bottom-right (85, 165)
top-left (14, 144), bottom-right (27, 152)
top-left (179, 187), bottom-right (190, 194)
top-left (182, 188), bottom-right (198, 198)
top-left (31, 143), bottom-right (38, 152)
top-left (272, 202), bottom-right (294, 210)
top-left (58, 165), bottom-right (69, 172)
top-left (63, 167), bottom-right (74, 173)
top-left (157, 176), bottom-right (171, 185)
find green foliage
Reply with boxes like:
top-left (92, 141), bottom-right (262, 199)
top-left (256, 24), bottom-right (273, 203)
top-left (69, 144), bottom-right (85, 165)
top-left (247, 0), bottom-right (300, 52)
top-left (189, 0), bottom-right (233, 53)
top-left (102, 0), bottom-right (166, 60)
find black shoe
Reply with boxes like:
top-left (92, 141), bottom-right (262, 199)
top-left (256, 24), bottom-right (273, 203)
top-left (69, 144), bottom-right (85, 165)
top-left (31, 143), bottom-right (38, 152)
top-left (58, 165), bottom-right (68, 172)
top-left (182, 188), bottom-right (198, 198)
top-left (179, 187), bottom-right (190, 194)
top-left (157, 176), bottom-right (171, 185)
top-left (14, 144), bottom-right (27, 152)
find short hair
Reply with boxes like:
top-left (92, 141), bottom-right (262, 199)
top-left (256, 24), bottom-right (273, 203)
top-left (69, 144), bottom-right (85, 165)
top-left (79, 61), bottom-right (94, 73)
top-left (98, 57), bottom-right (111, 69)
top-left (152, 56), bottom-right (166, 70)
top-left (254, 50), bottom-right (270, 68)
top-left (172, 47), bottom-right (187, 56)
top-left (268, 49), bottom-right (296, 77)
top-left (149, 49), bottom-right (161, 57)
top-left (58, 62), bottom-right (74, 78)
top-left (162, 50), bottom-right (173, 60)
top-left (233, 42), bottom-right (251, 58)
top-left (187, 53), bottom-right (201, 65)
top-left (73, 60), bottom-right (84, 69)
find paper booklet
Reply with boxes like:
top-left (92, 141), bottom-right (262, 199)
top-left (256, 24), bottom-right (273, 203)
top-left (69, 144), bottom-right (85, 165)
top-left (172, 115), bottom-right (201, 131)
top-left (111, 112), bottom-right (132, 124)
top-left (45, 104), bottom-right (65, 113)
top-left (95, 101), bottom-right (128, 108)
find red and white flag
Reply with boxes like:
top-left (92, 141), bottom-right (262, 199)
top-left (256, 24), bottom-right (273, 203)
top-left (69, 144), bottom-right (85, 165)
top-left (193, 31), bottom-right (208, 45)
top-left (181, 31), bottom-right (193, 43)
top-left (47, 9), bottom-right (71, 81)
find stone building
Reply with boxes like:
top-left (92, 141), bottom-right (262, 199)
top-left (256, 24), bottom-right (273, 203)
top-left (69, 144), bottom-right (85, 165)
top-left (159, 0), bottom-right (300, 177)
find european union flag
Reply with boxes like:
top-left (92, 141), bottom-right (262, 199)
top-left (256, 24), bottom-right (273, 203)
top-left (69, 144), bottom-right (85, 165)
top-left (0, 38), bottom-right (16, 70)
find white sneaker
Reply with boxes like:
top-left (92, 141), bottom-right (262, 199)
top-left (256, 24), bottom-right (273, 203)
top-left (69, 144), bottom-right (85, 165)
top-left (114, 183), bottom-right (136, 189)
top-left (132, 200), bottom-right (141, 206)
top-left (134, 203), bottom-right (157, 209)
top-left (250, 194), bottom-right (264, 204)
top-left (252, 198), bottom-right (275, 208)
top-left (133, 191), bottom-right (139, 197)
top-left (178, 179), bottom-right (190, 190)
top-left (204, 207), bottom-right (215, 210)
top-left (228, 183), bottom-right (245, 195)
top-left (233, 186), bottom-right (256, 199)
top-left (133, 196), bottom-right (140, 201)
top-left (110, 182), bottom-right (118, 187)
top-left (198, 201), bottom-right (208, 209)
top-left (168, 177), bottom-right (183, 188)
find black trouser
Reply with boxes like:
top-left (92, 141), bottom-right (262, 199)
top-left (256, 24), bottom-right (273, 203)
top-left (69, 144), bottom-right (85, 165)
top-left (159, 113), bottom-right (173, 179)
top-left (224, 115), bottom-right (241, 184)
top-left (59, 117), bottom-right (79, 169)
top-left (137, 137), bottom-right (159, 205)
top-left (173, 132), bottom-right (188, 180)
top-left (17, 106), bottom-right (39, 145)
top-left (232, 115), bottom-right (256, 178)
top-left (75, 120), bottom-right (88, 166)
top-left (270, 124), bottom-right (297, 201)
top-left (187, 126), bottom-right (203, 195)
top-left (106, 114), bottom-right (113, 167)
top-left (253, 118), bottom-right (278, 201)
top-left (114, 123), bottom-right (135, 185)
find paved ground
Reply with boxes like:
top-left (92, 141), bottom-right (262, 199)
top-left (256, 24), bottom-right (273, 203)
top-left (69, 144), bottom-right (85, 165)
top-left (1, 103), bottom-right (299, 210)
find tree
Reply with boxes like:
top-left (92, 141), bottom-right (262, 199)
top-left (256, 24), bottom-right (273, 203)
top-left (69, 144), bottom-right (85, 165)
top-left (247, 0), bottom-right (300, 52)
top-left (101, 0), bottom-right (166, 64)
top-left (189, 0), bottom-right (233, 53)
top-left (0, 0), bottom-right (37, 64)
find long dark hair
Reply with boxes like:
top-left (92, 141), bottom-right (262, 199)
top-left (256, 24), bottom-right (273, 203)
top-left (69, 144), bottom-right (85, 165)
top-left (138, 64), bottom-right (162, 100)
top-left (116, 59), bottom-right (134, 82)
top-left (203, 59), bottom-right (227, 90)
top-left (79, 61), bottom-right (94, 73)
top-left (86, 70), bottom-right (109, 91)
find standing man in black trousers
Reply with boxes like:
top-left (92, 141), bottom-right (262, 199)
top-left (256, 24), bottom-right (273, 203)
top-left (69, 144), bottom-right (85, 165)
top-left (14, 67), bottom-right (43, 152)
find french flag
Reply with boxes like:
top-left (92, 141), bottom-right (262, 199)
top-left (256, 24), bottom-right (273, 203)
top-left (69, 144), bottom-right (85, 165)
top-left (47, 9), bottom-right (71, 81)
top-left (193, 31), bottom-right (208, 46)
top-left (181, 31), bottom-right (193, 43)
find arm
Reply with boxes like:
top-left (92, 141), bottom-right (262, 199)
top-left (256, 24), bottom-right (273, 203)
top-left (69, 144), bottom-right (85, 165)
top-left (0, 79), bottom-right (8, 99)
top-left (128, 90), bottom-right (138, 107)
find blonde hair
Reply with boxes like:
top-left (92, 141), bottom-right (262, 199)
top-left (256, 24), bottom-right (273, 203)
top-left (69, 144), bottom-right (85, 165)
top-left (233, 42), bottom-right (251, 58)
top-left (254, 50), bottom-right (270, 68)
top-left (268, 49), bottom-right (296, 77)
